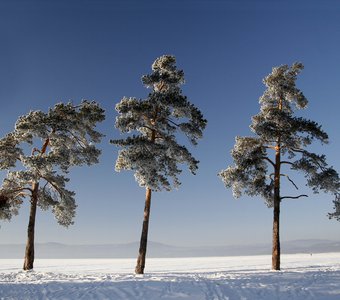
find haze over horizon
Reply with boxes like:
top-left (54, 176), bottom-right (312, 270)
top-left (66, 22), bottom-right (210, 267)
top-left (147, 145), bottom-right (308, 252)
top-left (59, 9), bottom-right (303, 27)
top-left (1, 239), bottom-right (340, 259)
top-left (1, 0), bottom-right (339, 248)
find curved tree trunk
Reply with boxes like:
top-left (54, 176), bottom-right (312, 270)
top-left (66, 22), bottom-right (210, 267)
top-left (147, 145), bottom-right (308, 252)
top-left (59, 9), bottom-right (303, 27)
top-left (23, 182), bottom-right (39, 271)
top-left (135, 188), bottom-right (152, 274)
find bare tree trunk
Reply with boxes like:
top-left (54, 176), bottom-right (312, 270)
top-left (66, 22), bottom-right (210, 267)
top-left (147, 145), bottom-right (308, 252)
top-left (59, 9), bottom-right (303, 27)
top-left (135, 188), bottom-right (152, 274)
top-left (272, 185), bottom-right (281, 270)
top-left (272, 140), bottom-right (281, 270)
top-left (23, 182), bottom-right (39, 271)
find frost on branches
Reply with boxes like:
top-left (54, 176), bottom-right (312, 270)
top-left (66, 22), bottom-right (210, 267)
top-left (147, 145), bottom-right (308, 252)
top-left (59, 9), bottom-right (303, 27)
top-left (111, 55), bottom-right (207, 191)
top-left (111, 55), bottom-right (206, 274)
top-left (219, 63), bottom-right (340, 270)
top-left (0, 101), bottom-right (105, 225)
top-left (219, 62), bottom-right (339, 207)
top-left (0, 100), bottom-right (105, 270)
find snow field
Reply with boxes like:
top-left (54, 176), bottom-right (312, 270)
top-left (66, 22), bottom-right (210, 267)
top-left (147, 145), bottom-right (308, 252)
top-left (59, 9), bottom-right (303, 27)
top-left (1, 253), bottom-right (340, 300)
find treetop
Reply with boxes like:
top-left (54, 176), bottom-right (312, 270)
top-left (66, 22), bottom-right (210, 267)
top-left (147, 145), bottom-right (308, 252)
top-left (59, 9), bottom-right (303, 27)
top-left (260, 62), bottom-right (308, 113)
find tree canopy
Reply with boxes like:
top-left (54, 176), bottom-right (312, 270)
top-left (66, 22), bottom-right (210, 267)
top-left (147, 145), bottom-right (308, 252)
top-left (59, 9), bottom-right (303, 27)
top-left (219, 63), bottom-right (339, 207)
top-left (111, 55), bottom-right (207, 191)
top-left (0, 100), bottom-right (105, 226)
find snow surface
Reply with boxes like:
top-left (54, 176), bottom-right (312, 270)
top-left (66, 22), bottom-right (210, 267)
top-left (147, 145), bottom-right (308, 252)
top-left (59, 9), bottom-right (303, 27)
top-left (1, 253), bottom-right (340, 299)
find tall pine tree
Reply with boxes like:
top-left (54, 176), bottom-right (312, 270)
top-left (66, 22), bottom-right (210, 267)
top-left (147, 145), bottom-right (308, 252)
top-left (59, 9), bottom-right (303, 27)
top-left (111, 55), bottom-right (206, 274)
top-left (0, 101), bottom-right (105, 270)
top-left (219, 63), bottom-right (340, 270)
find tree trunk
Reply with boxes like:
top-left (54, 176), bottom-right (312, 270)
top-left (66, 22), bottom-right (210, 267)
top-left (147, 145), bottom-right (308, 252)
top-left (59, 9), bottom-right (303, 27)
top-left (272, 125), bottom-right (282, 270)
top-left (135, 188), bottom-right (152, 274)
top-left (272, 185), bottom-right (281, 270)
top-left (23, 182), bottom-right (39, 271)
top-left (271, 98), bottom-right (283, 271)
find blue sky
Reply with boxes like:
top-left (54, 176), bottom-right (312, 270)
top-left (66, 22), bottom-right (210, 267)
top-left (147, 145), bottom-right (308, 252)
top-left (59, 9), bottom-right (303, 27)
top-left (0, 0), bottom-right (339, 247)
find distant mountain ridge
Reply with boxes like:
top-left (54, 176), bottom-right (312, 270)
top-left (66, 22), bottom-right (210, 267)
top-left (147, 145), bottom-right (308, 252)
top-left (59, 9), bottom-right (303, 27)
top-left (1, 239), bottom-right (340, 259)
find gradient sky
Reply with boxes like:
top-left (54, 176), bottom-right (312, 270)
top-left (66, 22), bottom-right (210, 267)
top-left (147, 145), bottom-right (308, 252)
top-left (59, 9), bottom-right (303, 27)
top-left (0, 0), bottom-right (339, 247)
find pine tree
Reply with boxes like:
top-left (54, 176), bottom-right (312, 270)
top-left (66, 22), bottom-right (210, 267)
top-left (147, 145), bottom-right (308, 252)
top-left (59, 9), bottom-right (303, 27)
top-left (0, 101), bottom-right (105, 270)
top-left (219, 63), bottom-right (340, 270)
top-left (111, 55), bottom-right (207, 274)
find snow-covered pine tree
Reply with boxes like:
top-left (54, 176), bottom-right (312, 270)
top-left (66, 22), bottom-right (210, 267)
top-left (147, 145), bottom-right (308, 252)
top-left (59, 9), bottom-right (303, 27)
top-left (219, 63), bottom-right (340, 270)
top-left (0, 101), bottom-right (105, 270)
top-left (111, 55), bottom-right (207, 274)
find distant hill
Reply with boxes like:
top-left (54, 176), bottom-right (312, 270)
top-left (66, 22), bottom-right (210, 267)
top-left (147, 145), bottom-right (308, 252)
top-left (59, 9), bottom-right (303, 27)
top-left (1, 239), bottom-right (340, 259)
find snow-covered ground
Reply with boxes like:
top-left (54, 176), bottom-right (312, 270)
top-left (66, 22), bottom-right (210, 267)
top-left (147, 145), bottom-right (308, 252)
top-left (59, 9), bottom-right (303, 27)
top-left (1, 253), bottom-right (340, 299)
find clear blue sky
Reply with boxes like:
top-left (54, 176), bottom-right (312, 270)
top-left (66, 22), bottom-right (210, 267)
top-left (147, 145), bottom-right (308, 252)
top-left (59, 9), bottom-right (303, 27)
top-left (1, 0), bottom-right (339, 247)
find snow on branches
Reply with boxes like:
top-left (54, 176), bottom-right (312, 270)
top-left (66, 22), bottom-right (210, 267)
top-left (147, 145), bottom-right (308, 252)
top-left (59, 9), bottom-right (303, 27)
top-left (219, 63), bottom-right (340, 207)
top-left (0, 100), bottom-right (105, 225)
top-left (259, 62), bottom-right (308, 112)
top-left (111, 55), bottom-right (207, 191)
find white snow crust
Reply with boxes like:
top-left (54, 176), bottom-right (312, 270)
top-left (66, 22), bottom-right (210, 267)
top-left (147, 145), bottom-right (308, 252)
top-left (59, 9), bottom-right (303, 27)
top-left (1, 253), bottom-right (340, 299)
